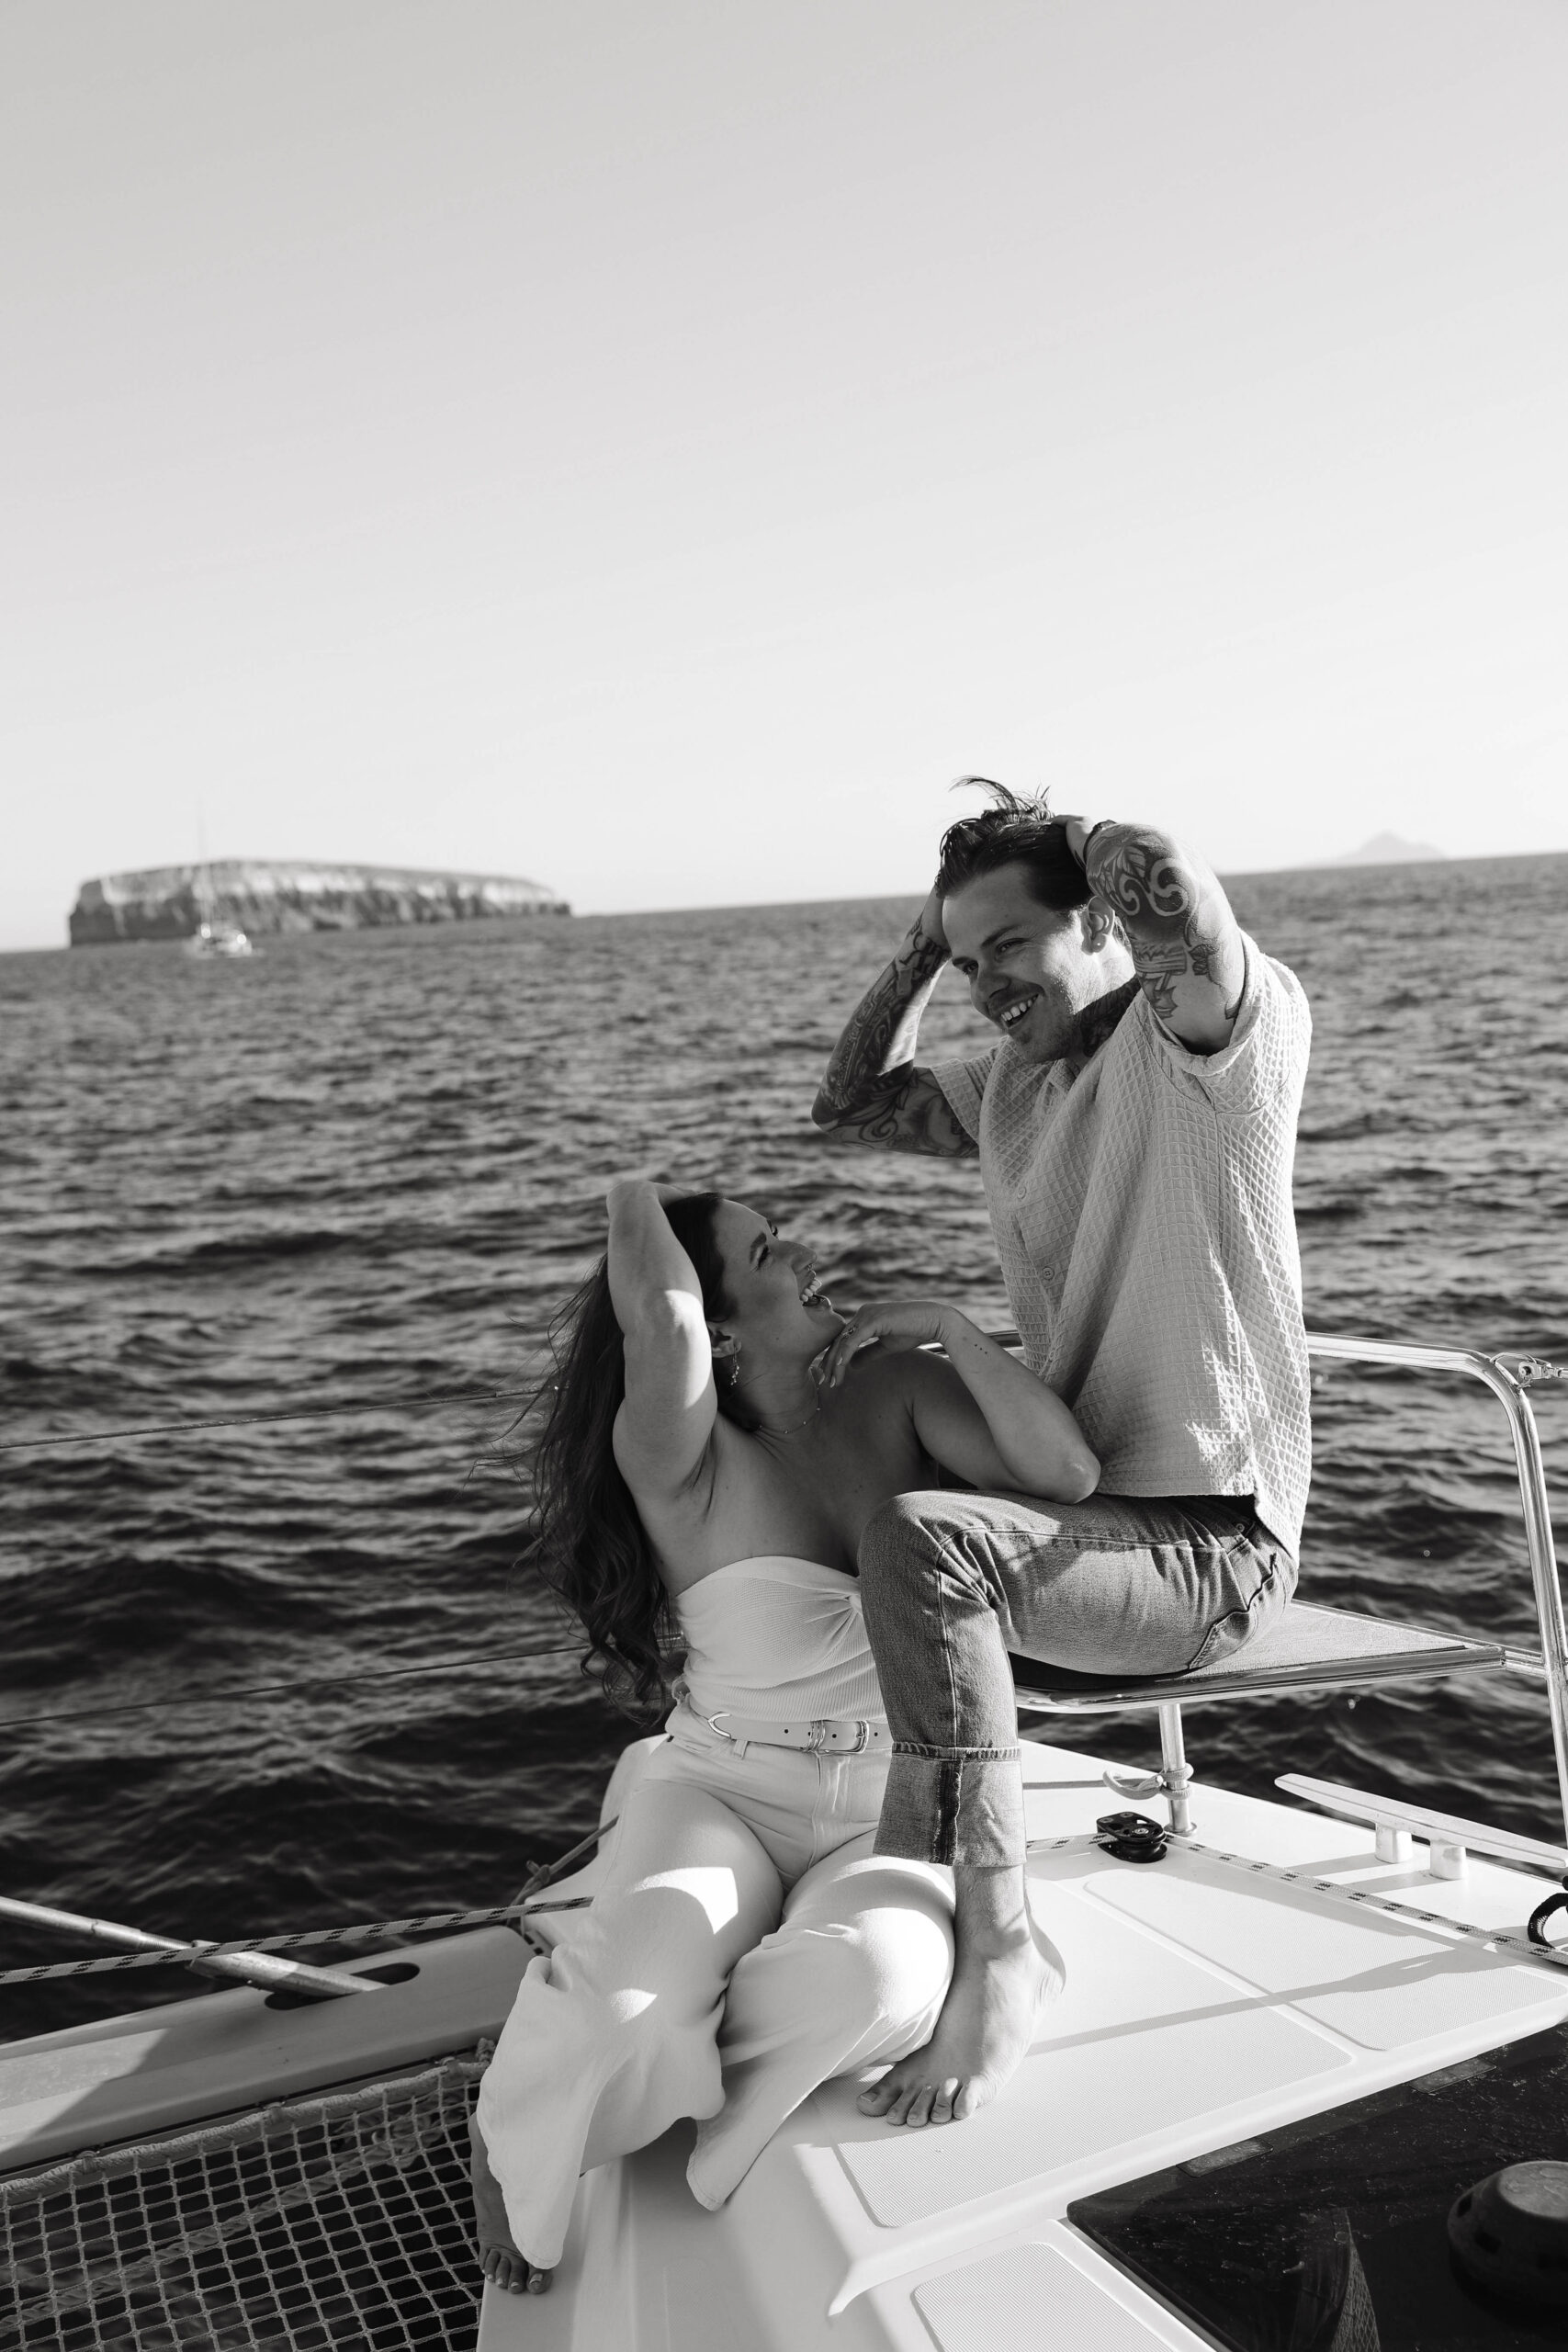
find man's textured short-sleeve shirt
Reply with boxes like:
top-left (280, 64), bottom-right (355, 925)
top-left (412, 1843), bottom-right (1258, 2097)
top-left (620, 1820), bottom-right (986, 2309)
top-left (931, 937), bottom-right (1313, 1556)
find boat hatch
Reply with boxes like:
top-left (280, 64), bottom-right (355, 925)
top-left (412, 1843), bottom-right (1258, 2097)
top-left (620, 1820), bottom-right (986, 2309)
top-left (1069, 2017), bottom-right (1568, 2351)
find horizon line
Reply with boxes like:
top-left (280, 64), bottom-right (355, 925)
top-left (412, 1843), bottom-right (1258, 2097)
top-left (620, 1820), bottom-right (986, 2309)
top-left (6, 839), bottom-right (1565, 956)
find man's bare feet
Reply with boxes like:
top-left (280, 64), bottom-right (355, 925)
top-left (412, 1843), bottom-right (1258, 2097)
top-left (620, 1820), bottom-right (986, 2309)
top-left (857, 1863), bottom-right (1063, 2128)
top-left (469, 2111), bottom-right (553, 2297)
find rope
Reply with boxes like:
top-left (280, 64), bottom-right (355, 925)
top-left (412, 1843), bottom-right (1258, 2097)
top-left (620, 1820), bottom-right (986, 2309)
top-left (0, 1820), bottom-right (612, 1986)
top-left (10, 1822), bottom-right (1563, 1989)
top-left (1020, 1830), bottom-right (1568, 1973)
top-left (0, 1903), bottom-right (536, 1984)
top-left (0, 1636), bottom-right (582, 1734)
top-left (1188, 1839), bottom-right (1568, 1973)
top-left (0, 1385), bottom-right (537, 1454)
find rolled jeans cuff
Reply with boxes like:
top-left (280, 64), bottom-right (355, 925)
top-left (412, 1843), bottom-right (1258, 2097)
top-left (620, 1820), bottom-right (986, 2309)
top-left (874, 1747), bottom-right (1025, 1871)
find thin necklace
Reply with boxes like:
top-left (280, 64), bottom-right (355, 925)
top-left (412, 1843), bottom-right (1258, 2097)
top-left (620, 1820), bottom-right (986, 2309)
top-left (753, 1396), bottom-right (822, 1440)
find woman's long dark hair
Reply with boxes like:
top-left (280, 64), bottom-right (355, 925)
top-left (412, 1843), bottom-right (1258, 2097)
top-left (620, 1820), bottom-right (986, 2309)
top-left (528, 1193), bottom-right (742, 1716)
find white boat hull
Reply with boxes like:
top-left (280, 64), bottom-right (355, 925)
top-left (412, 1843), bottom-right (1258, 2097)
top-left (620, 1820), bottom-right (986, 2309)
top-left (481, 1737), bottom-right (1568, 2351)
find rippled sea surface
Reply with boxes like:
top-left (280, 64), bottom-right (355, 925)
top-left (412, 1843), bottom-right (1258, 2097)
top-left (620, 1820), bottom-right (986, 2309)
top-left (3, 854), bottom-right (1565, 2040)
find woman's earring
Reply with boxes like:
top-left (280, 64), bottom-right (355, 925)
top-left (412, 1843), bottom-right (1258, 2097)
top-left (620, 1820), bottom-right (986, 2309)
top-left (708, 1328), bottom-right (742, 1387)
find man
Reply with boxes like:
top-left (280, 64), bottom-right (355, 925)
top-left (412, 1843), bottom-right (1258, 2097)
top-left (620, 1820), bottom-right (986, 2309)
top-left (812, 784), bottom-right (1311, 2128)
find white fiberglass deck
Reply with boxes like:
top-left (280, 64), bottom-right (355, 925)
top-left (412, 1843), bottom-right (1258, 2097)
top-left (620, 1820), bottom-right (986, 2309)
top-left (481, 1739), bottom-right (1568, 2352)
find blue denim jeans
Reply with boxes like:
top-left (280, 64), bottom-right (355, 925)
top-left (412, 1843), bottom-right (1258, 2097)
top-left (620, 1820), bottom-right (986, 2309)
top-left (855, 1488), bottom-right (1296, 1870)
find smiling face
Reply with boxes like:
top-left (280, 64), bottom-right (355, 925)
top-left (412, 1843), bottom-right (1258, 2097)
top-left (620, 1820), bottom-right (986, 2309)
top-left (707, 1200), bottom-right (843, 1373)
top-left (943, 863), bottom-right (1135, 1065)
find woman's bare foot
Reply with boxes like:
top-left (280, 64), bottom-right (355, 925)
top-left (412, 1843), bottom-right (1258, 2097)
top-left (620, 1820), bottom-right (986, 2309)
top-left (470, 2111), bottom-right (553, 2297)
top-left (857, 1864), bottom-right (1063, 2128)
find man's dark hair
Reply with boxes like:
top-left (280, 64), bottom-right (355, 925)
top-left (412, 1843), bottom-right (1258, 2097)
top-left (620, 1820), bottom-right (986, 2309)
top-left (935, 778), bottom-right (1091, 913)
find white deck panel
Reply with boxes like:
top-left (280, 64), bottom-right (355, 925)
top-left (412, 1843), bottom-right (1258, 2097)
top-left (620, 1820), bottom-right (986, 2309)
top-left (1089, 1849), bottom-right (1564, 2050)
top-left (830, 1861), bottom-right (1346, 2232)
top-left (479, 1744), bottom-right (1568, 2351)
top-left (908, 2234), bottom-right (1208, 2352)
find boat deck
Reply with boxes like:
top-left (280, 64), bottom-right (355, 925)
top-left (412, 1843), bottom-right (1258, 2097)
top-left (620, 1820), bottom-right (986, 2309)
top-left (483, 1739), bottom-right (1568, 2352)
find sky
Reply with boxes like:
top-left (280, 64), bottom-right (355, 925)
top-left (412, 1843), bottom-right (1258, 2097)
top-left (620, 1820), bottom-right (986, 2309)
top-left (4, 0), bottom-right (1567, 948)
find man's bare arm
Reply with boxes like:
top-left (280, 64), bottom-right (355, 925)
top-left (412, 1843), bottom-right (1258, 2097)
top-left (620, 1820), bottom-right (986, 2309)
top-left (1066, 820), bottom-right (1247, 1054)
top-left (811, 887), bottom-right (978, 1158)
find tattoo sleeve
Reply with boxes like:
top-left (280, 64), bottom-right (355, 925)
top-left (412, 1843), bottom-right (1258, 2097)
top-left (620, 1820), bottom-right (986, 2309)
top-left (1081, 824), bottom-right (1247, 1046)
top-left (814, 916), bottom-right (945, 1116)
top-left (813, 915), bottom-right (976, 1156)
top-left (816, 1067), bottom-right (979, 1159)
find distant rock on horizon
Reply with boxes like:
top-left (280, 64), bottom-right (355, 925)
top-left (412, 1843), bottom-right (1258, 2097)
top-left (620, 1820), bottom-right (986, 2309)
top-left (1329, 831), bottom-right (1448, 867)
top-left (69, 859), bottom-right (571, 945)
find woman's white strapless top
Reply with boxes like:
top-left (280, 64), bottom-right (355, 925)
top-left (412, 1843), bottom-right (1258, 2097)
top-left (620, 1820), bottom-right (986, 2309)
top-left (671, 1556), bottom-right (886, 1728)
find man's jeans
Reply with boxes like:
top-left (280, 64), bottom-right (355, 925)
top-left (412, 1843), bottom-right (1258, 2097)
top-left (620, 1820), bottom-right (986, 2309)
top-left (856, 1489), bottom-right (1296, 1871)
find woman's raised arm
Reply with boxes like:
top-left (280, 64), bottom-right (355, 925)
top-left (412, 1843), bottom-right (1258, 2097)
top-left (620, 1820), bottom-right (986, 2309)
top-left (819, 1300), bottom-right (1099, 1502)
top-left (606, 1180), bottom-right (718, 1500)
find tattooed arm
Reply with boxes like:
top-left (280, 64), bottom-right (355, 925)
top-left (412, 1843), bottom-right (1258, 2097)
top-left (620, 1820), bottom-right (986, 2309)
top-left (1063, 819), bottom-right (1247, 1054)
top-left (810, 882), bottom-right (979, 1157)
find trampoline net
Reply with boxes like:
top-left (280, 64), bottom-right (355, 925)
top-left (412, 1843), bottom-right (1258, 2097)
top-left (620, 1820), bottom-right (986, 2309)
top-left (0, 2052), bottom-right (486, 2352)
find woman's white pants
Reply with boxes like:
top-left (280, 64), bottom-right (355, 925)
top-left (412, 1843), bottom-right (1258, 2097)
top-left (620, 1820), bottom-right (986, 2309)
top-left (476, 1727), bottom-right (954, 2268)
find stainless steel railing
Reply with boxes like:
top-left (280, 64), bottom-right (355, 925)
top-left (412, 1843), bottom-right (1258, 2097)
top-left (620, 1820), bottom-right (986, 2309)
top-left (989, 1323), bottom-right (1566, 1845)
top-left (1305, 1333), bottom-right (1568, 1848)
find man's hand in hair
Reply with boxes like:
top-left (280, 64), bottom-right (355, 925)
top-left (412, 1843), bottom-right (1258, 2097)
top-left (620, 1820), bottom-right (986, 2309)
top-left (1060, 818), bottom-right (1247, 1054)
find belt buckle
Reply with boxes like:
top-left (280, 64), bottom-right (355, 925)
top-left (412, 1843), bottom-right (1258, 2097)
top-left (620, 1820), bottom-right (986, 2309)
top-left (811, 1719), bottom-right (870, 1754)
top-left (705, 1711), bottom-right (737, 1744)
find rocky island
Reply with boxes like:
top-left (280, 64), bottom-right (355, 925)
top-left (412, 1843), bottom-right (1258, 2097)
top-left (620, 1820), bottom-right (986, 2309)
top-left (69, 860), bottom-right (570, 944)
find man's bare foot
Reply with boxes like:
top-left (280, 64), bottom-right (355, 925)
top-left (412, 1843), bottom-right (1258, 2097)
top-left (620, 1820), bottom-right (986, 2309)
top-left (470, 2111), bottom-right (553, 2297)
top-left (858, 1864), bottom-right (1063, 2128)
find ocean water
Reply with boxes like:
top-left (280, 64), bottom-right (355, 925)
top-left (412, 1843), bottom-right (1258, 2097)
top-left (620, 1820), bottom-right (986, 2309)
top-left (2, 854), bottom-right (1565, 2041)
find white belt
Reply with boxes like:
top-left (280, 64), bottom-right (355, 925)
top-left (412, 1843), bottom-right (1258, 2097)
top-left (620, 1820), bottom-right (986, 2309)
top-left (699, 1708), bottom-right (889, 1756)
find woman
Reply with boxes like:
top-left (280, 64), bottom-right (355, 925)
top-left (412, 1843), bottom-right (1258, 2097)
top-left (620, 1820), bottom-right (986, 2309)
top-left (474, 1178), bottom-right (1098, 2294)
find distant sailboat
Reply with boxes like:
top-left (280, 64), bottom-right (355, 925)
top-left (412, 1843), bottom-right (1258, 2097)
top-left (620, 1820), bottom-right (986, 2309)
top-left (186, 856), bottom-right (253, 957)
